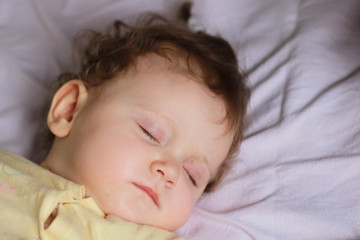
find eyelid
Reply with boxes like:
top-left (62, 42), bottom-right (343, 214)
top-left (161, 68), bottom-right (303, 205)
top-left (135, 112), bottom-right (169, 144)
top-left (184, 160), bottom-right (203, 187)
top-left (139, 124), bottom-right (160, 144)
top-left (185, 168), bottom-right (197, 187)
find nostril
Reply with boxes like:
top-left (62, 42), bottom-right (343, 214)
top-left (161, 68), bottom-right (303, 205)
top-left (150, 160), bottom-right (179, 186)
top-left (156, 169), bottom-right (164, 176)
top-left (165, 180), bottom-right (174, 188)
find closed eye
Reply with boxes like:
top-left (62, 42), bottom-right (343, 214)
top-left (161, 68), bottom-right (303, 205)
top-left (139, 125), bottom-right (160, 144)
top-left (185, 170), bottom-right (197, 187)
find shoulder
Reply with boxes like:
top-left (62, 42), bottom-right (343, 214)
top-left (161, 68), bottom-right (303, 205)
top-left (0, 150), bottom-right (38, 175)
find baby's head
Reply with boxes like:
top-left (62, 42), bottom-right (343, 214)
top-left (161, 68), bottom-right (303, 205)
top-left (41, 15), bottom-right (249, 231)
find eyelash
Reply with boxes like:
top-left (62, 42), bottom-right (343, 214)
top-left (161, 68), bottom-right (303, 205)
top-left (139, 125), bottom-right (160, 144)
top-left (186, 170), bottom-right (197, 187)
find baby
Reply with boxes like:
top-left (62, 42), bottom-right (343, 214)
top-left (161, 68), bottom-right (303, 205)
top-left (0, 14), bottom-right (249, 239)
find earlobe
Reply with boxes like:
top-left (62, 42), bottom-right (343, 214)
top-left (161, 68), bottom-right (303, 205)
top-left (47, 80), bottom-right (88, 138)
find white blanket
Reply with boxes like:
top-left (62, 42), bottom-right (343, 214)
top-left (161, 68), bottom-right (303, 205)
top-left (1, 0), bottom-right (359, 239)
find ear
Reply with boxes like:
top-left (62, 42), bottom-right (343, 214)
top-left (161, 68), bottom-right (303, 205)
top-left (47, 80), bottom-right (88, 138)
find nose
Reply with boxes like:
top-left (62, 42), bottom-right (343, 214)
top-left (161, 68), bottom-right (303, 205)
top-left (150, 159), bottom-right (179, 188)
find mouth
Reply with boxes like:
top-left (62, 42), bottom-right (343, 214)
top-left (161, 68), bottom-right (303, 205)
top-left (133, 183), bottom-right (159, 207)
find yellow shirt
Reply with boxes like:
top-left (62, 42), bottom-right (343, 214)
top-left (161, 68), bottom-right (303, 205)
top-left (0, 150), bottom-right (186, 240)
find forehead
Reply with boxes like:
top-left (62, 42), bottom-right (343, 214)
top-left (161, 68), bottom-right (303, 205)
top-left (103, 54), bottom-right (233, 171)
top-left (132, 54), bottom-right (227, 129)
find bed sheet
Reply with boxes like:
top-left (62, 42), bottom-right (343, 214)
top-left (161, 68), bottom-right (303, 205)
top-left (0, 0), bottom-right (359, 239)
top-left (177, 1), bottom-right (360, 239)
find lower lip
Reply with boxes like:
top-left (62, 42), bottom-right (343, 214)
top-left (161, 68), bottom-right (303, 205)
top-left (133, 183), bottom-right (159, 207)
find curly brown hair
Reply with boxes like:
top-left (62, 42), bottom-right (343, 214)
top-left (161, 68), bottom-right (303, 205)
top-left (51, 14), bottom-right (250, 192)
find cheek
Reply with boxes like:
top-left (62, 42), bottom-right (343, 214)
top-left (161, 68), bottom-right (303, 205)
top-left (165, 185), bottom-right (198, 230)
top-left (70, 125), bottom-right (147, 186)
top-left (87, 135), bottom-right (145, 175)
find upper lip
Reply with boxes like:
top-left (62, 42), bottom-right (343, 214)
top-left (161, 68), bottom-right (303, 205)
top-left (134, 183), bottom-right (159, 207)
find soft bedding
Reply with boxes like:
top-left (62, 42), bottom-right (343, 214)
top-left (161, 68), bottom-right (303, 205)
top-left (1, 0), bottom-right (359, 239)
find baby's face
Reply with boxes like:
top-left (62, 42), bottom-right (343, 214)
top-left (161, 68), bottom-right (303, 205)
top-left (45, 55), bottom-right (233, 230)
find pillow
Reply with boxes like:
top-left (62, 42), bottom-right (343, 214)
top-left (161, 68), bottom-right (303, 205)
top-left (177, 0), bottom-right (360, 239)
top-left (1, 1), bottom-right (359, 239)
